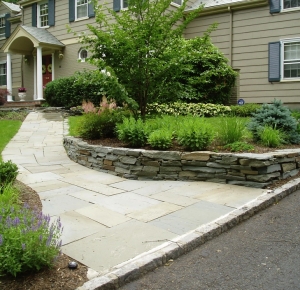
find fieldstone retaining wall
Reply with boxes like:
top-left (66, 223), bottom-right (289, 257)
top-left (63, 136), bottom-right (300, 188)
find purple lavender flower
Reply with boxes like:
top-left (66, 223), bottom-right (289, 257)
top-left (22, 243), bottom-right (26, 250)
top-left (0, 234), bottom-right (3, 246)
top-left (12, 217), bottom-right (20, 226)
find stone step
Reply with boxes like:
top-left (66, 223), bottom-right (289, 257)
top-left (2, 100), bottom-right (44, 108)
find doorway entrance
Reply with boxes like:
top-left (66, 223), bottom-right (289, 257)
top-left (42, 55), bottom-right (52, 87)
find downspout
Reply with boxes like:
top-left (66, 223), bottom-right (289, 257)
top-left (228, 6), bottom-right (233, 67)
top-left (20, 4), bottom-right (24, 87)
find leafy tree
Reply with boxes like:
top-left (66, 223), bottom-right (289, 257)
top-left (162, 35), bottom-right (237, 104)
top-left (81, 0), bottom-right (203, 117)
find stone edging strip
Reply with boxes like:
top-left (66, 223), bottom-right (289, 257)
top-left (76, 178), bottom-right (300, 290)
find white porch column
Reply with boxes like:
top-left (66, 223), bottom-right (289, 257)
top-left (51, 52), bottom-right (55, 80)
top-left (36, 46), bottom-right (44, 100)
top-left (33, 56), bottom-right (37, 100)
top-left (6, 53), bottom-right (12, 102)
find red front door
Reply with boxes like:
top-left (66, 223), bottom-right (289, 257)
top-left (42, 55), bottom-right (52, 87)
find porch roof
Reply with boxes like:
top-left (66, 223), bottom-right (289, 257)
top-left (1, 25), bottom-right (64, 55)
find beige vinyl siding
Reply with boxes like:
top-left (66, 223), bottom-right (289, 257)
top-left (54, 43), bottom-right (95, 80)
top-left (185, 12), bottom-right (230, 59)
top-left (232, 6), bottom-right (300, 105)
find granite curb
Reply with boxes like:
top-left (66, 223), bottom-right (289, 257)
top-left (76, 177), bottom-right (300, 290)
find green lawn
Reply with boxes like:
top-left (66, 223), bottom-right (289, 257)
top-left (0, 120), bottom-right (22, 161)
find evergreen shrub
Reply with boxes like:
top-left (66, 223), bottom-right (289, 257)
top-left (44, 70), bottom-right (131, 109)
top-left (247, 99), bottom-right (300, 144)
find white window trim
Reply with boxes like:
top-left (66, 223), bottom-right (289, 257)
top-left (280, 37), bottom-right (300, 81)
top-left (0, 61), bottom-right (7, 86)
top-left (75, 0), bottom-right (88, 20)
top-left (0, 14), bottom-right (6, 40)
top-left (121, 0), bottom-right (128, 10)
top-left (281, 0), bottom-right (300, 12)
top-left (170, 0), bottom-right (182, 7)
top-left (78, 48), bottom-right (88, 62)
top-left (37, 0), bottom-right (49, 28)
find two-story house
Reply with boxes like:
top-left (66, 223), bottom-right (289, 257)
top-left (0, 0), bottom-right (299, 106)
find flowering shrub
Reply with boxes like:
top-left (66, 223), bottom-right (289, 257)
top-left (0, 203), bottom-right (63, 277)
top-left (18, 87), bottom-right (26, 93)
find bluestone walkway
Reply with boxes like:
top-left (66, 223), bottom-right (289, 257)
top-left (2, 111), bottom-right (266, 277)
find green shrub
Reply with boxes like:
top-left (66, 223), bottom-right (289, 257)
top-left (230, 104), bottom-right (261, 117)
top-left (146, 102), bottom-right (231, 117)
top-left (216, 117), bottom-right (248, 145)
top-left (224, 141), bottom-right (254, 152)
top-left (77, 108), bottom-right (131, 140)
top-left (0, 204), bottom-right (62, 277)
top-left (259, 126), bottom-right (286, 147)
top-left (0, 160), bottom-right (18, 189)
top-left (148, 129), bottom-right (173, 150)
top-left (44, 70), bottom-right (136, 109)
top-left (247, 99), bottom-right (300, 144)
top-left (160, 36), bottom-right (237, 104)
top-left (0, 183), bottom-right (20, 205)
top-left (117, 117), bottom-right (149, 147)
top-left (176, 118), bottom-right (214, 151)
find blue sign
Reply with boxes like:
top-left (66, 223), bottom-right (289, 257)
top-left (237, 99), bottom-right (245, 105)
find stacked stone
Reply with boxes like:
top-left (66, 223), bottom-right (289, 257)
top-left (64, 137), bottom-right (300, 188)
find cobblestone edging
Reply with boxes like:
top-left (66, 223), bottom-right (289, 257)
top-left (63, 136), bottom-right (300, 188)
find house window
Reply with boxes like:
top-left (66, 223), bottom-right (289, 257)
top-left (76, 0), bottom-right (88, 19)
top-left (0, 16), bottom-right (5, 38)
top-left (171, 0), bottom-right (182, 5)
top-left (283, 0), bottom-right (300, 9)
top-left (0, 63), bottom-right (6, 86)
top-left (39, 2), bottom-right (49, 27)
top-left (122, 0), bottom-right (128, 9)
top-left (78, 48), bottom-right (88, 62)
top-left (283, 42), bottom-right (300, 79)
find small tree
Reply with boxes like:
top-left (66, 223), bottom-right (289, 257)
top-left (81, 0), bottom-right (203, 117)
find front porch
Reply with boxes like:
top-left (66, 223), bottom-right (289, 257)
top-left (1, 25), bottom-right (64, 102)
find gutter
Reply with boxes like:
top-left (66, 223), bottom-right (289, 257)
top-left (185, 0), bottom-right (269, 16)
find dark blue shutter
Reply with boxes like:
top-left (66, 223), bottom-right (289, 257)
top-left (32, 3), bottom-right (37, 27)
top-left (270, 0), bottom-right (280, 13)
top-left (4, 13), bottom-right (10, 38)
top-left (269, 42), bottom-right (281, 82)
top-left (88, 1), bottom-right (95, 18)
top-left (49, 0), bottom-right (55, 26)
top-left (69, 0), bottom-right (75, 22)
top-left (113, 0), bottom-right (121, 12)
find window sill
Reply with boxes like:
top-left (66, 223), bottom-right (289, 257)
top-left (75, 16), bottom-right (89, 22)
top-left (281, 78), bottom-right (300, 82)
top-left (281, 7), bottom-right (300, 13)
top-left (170, 2), bottom-right (181, 7)
top-left (38, 25), bottom-right (50, 29)
top-left (78, 58), bottom-right (86, 62)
